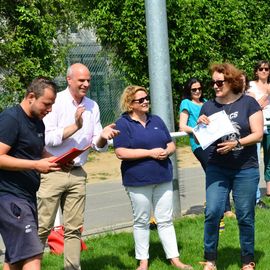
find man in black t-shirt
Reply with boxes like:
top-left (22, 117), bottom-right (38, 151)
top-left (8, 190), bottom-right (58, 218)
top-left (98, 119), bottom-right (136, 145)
top-left (0, 77), bottom-right (60, 270)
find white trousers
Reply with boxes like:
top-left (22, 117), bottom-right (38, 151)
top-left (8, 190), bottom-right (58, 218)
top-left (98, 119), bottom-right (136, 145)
top-left (126, 181), bottom-right (179, 260)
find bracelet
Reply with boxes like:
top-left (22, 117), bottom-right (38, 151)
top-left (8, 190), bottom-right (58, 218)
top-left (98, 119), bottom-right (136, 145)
top-left (235, 138), bottom-right (242, 148)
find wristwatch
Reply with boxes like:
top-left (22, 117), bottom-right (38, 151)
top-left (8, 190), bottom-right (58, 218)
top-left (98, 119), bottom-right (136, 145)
top-left (235, 138), bottom-right (242, 148)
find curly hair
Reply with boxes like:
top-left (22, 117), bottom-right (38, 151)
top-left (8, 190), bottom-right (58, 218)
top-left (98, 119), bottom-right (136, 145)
top-left (210, 63), bottom-right (243, 94)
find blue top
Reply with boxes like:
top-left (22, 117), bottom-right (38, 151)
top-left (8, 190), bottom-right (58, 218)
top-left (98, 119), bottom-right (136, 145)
top-left (200, 95), bottom-right (260, 169)
top-left (0, 105), bottom-right (45, 202)
top-left (113, 113), bottom-right (173, 187)
top-left (179, 98), bottom-right (206, 152)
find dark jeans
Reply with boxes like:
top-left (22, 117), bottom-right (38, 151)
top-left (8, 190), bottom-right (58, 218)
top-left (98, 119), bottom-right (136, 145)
top-left (194, 147), bottom-right (231, 212)
top-left (193, 147), bottom-right (209, 172)
top-left (204, 165), bottom-right (259, 264)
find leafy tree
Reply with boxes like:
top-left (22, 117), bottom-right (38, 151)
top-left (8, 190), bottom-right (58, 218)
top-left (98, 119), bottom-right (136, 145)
top-left (79, 0), bottom-right (270, 124)
top-left (81, 0), bottom-right (148, 85)
top-left (2, 0), bottom-right (270, 121)
top-left (0, 0), bottom-right (79, 110)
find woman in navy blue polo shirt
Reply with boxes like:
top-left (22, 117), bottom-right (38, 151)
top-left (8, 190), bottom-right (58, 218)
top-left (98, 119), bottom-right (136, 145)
top-left (113, 85), bottom-right (193, 270)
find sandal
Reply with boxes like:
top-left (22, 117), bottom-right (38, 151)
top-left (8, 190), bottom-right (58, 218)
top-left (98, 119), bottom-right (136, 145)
top-left (199, 261), bottom-right (217, 270)
top-left (241, 262), bottom-right (255, 270)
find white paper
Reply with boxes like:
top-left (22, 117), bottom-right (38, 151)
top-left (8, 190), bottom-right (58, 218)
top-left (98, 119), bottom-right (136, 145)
top-left (192, 110), bottom-right (236, 150)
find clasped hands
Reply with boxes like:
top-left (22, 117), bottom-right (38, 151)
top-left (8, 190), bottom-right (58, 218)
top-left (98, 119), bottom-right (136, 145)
top-left (150, 148), bottom-right (169, 160)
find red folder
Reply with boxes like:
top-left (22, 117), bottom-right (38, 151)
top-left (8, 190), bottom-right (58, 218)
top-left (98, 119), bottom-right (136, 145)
top-left (51, 144), bottom-right (92, 165)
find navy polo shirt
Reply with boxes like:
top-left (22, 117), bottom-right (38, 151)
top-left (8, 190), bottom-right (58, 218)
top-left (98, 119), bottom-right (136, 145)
top-left (113, 113), bottom-right (173, 187)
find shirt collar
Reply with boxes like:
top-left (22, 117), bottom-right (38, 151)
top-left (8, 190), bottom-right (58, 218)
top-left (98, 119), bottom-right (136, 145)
top-left (66, 87), bottom-right (86, 107)
top-left (122, 112), bottom-right (151, 123)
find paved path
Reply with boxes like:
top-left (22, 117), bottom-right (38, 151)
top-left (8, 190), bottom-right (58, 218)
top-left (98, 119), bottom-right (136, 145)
top-left (83, 166), bottom-right (207, 236)
top-left (0, 165), bottom-right (266, 260)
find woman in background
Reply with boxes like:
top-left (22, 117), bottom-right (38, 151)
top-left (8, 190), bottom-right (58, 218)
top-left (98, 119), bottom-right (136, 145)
top-left (113, 85), bottom-right (193, 270)
top-left (246, 60), bottom-right (270, 197)
top-left (179, 78), bottom-right (209, 170)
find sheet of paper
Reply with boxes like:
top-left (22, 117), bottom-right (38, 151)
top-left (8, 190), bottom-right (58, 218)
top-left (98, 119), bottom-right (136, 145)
top-left (192, 110), bottom-right (236, 150)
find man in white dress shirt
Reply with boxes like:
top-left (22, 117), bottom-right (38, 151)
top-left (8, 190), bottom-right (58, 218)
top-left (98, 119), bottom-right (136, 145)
top-left (37, 63), bottom-right (119, 270)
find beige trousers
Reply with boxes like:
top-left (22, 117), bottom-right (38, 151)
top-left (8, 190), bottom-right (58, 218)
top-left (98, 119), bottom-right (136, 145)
top-left (37, 167), bottom-right (87, 270)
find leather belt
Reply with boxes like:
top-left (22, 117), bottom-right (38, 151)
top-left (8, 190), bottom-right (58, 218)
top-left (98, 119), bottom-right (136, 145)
top-left (71, 166), bottom-right (82, 170)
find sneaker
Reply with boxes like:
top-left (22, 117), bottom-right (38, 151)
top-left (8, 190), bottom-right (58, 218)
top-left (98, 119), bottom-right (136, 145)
top-left (219, 218), bottom-right (225, 234)
top-left (224, 210), bottom-right (236, 218)
top-left (256, 200), bottom-right (270, 209)
top-left (149, 217), bottom-right (157, 230)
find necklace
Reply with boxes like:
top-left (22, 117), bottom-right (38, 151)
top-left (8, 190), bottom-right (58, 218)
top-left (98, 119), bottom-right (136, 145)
top-left (222, 103), bottom-right (234, 117)
top-left (216, 93), bottom-right (242, 116)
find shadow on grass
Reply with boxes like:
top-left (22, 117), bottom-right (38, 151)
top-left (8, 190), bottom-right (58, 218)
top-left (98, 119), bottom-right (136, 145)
top-left (133, 241), bottom-right (265, 269)
top-left (218, 247), bottom-right (264, 269)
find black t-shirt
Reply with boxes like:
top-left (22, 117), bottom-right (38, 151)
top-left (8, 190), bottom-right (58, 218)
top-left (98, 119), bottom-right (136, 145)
top-left (200, 95), bottom-right (261, 169)
top-left (0, 105), bottom-right (45, 202)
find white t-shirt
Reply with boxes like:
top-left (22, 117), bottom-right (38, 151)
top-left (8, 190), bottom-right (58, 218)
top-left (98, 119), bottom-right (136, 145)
top-left (248, 81), bottom-right (270, 133)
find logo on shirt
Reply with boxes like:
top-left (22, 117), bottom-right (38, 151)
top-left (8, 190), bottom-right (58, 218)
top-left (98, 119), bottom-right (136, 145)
top-left (37, 133), bottom-right (43, 138)
top-left (25, 224), bottom-right (32, 234)
top-left (221, 112), bottom-right (243, 151)
top-left (228, 111), bottom-right (238, 119)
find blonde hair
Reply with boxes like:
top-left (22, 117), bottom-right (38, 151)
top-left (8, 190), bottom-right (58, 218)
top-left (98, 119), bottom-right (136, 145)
top-left (120, 85), bottom-right (148, 113)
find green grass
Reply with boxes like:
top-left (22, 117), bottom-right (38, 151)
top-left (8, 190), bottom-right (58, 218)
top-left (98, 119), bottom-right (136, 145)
top-left (2, 198), bottom-right (270, 270)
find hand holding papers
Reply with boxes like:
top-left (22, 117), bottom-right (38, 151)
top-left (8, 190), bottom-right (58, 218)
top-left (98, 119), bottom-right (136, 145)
top-left (192, 110), bottom-right (236, 150)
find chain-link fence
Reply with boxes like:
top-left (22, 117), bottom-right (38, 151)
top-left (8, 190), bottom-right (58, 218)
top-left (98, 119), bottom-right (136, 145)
top-left (55, 36), bottom-right (125, 126)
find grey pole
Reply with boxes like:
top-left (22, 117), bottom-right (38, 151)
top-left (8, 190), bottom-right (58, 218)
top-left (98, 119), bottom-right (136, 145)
top-left (144, 0), bottom-right (181, 216)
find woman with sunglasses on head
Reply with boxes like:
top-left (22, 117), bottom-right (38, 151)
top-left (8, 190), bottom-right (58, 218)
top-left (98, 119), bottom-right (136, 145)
top-left (113, 85), bottom-right (193, 270)
top-left (246, 60), bottom-right (270, 197)
top-left (197, 63), bottom-right (263, 270)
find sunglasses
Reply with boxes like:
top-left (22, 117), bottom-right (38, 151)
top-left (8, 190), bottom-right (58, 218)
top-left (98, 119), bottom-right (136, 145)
top-left (132, 95), bottom-right (150, 104)
top-left (191, 87), bottom-right (202, 93)
top-left (211, 80), bottom-right (226, 87)
top-left (258, 67), bottom-right (269, 72)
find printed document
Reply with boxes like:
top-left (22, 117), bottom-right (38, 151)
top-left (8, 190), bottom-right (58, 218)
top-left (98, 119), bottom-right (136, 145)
top-left (192, 110), bottom-right (236, 150)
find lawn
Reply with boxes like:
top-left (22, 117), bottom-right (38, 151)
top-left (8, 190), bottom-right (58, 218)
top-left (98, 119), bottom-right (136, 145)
top-left (1, 198), bottom-right (270, 270)
top-left (33, 199), bottom-right (270, 269)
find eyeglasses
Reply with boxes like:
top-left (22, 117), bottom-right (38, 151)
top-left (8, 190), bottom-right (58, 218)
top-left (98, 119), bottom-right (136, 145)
top-left (258, 67), bottom-right (269, 72)
top-left (211, 80), bottom-right (226, 87)
top-left (191, 87), bottom-right (202, 93)
top-left (132, 95), bottom-right (150, 104)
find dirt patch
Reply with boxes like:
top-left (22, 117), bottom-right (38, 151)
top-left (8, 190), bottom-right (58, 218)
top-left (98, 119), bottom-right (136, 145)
top-left (84, 146), bottom-right (200, 183)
